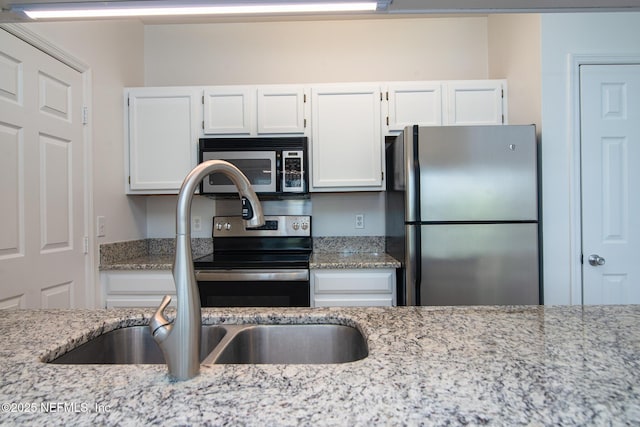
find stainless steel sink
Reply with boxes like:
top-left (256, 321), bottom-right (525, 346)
top-left (49, 323), bottom-right (368, 365)
top-left (49, 325), bottom-right (227, 364)
top-left (203, 324), bottom-right (368, 364)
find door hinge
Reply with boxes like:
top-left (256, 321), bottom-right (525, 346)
top-left (202, 95), bottom-right (205, 104)
top-left (303, 94), bottom-right (307, 103)
top-left (502, 114), bottom-right (505, 124)
top-left (127, 97), bottom-right (130, 106)
top-left (501, 89), bottom-right (504, 98)
top-left (128, 176), bottom-right (131, 184)
top-left (304, 118), bottom-right (307, 128)
top-left (82, 106), bottom-right (89, 125)
top-left (202, 120), bottom-right (205, 129)
top-left (380, 92), bottom-right (383, 102)
top-left (386, 91), bottom-right (389, 101)
top-left (83, 236), bottom-right (89, 254)
top-left (386, 116), bottom-right (389, 126)
top-left (381, 171), bottom-right (384, 180)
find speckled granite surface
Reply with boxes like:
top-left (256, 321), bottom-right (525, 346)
top-left (312, 236), bottom-right (385, 253)
top-left (1, 305), bottom-right (639, 426)
top-left (310, 252), bottom-right (400, 269)
top-left (99, 239), bottom-right (212, 271)
top-left (100, 237), bottom-right (400, 270)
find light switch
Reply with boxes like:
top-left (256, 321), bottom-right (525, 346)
top-left (97, 216), bottom-right (106, 237)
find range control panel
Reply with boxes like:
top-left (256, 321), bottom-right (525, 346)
top-left (212, 215), bottom-right (311, 238)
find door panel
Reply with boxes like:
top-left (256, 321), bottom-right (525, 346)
top-left (419, 223), bottom-right (539, 306)
top-left (0, 29), bottom-right (85, 309)
top-left (580, 64), bottom-right (640, 304)
top-left (417, 125), bottom-right (538, 222)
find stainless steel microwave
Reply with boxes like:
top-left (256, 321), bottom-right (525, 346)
top-left (198, 137), bottom-right (308, 195)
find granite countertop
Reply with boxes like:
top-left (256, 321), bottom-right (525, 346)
top-left (309, 252), bottom-right (400, 269)
top-left (99, 237), bottom-right (401, 271)
top-left (100, 252), bottom-right (400, 271)
top-left (1, 305), bottom-right (639, 426)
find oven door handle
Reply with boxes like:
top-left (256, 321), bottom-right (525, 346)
top-left (195, 269), bottom-right (309, 282)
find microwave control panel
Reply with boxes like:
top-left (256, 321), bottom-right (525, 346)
top-left (282, 150), bottom-right (304, 192)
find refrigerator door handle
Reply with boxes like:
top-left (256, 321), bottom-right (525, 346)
top-left (405, 224), bottom-right (420, 306)
top-left (405, 125), bottom-right (421, 223)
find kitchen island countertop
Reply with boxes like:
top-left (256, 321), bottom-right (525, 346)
top-left (1, 305), bottom-right (639, 426)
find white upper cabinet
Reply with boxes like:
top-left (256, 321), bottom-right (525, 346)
top-left (443, 80), bottom-right (506, 125)
top-left (257, 86), bottom-right (307, 134)
top-left (203, 85), bottom-right (307, 136)
top-left (124, 79), bottom-right (507, 195)
top-left (311, 84), bottom-right (383, 192)
top-left (385, 82), bottom-right (443, 131)
top-left (203, 86), bottom-right (255, 135)
top-left (126, 87), bottom-right (200, 194)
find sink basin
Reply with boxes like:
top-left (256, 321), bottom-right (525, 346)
top-left (48, 323), bottom-right (368, 365)
top-left (204, 324), bottom-right (368, 364)
top-left (49, 325), bottom-right (227, 364)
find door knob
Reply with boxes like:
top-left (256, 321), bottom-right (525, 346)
top-left (588, 254), bottom-right (606, 266)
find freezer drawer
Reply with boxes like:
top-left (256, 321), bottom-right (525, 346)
top-left (418, 223), bottom-right (539, 305)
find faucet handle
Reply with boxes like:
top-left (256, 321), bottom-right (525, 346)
top-left (150, 295), bottom-right (173, 342)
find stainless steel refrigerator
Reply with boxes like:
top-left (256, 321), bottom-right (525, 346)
top-left (385, 125), bottom-right (540, 306)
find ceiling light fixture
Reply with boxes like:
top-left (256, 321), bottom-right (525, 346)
top-left (13, 1), bottom-right (390, 20)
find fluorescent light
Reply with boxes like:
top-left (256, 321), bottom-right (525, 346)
top-left (17, 1), bottom-right (385, 20)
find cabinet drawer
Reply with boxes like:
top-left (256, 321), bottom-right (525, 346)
top-left (105, 295), bottom-right (176, 308)
top-left (102, 271), bottom-right (175, 294)
top-left (314, 295), bottom-right (393, 307)
top-left (312, 269), bottom-right (394, 294)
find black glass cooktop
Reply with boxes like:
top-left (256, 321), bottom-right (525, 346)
top-left (193, 251), bottom-right (310, 270)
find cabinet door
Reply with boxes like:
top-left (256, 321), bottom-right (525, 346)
top-left (127, 87), bottom-right (199, 193)
top-left (257, 86), bottom-right (307, 134)
top-left (311, 84), bottom-right (383, 191)
top-left (101, 270), bottom-right (177, 308)
top-left (386, 82), bottom-right (443, 131)
top-left (443, 80), bottom-right (506, 125)
top-left (311, 269), bottom-right (396, 307)
top-left (203, 86), bottom-right (255, 134)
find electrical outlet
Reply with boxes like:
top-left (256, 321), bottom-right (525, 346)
top-left (192, 216), bottom-right (202, 232)
top-left (355, 214), bottom-right (364, 229)
top-left (96, 216), bottom-right (106, 237)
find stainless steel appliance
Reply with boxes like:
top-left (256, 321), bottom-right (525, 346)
top-left (194, 215), bottom-right (311, 307)
top-left (199, 137), bottom-right (308, 195)
top-left (386, 125), bottom-right (540, 306)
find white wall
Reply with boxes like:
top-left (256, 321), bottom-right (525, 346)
top-left (144, 17), bottom-right (490, 86)
top-left (540, 12), bottom-right (640, 304)
top-left (488, 14), bottom-right (541, 130)
top-left (143, 16), bottom-right (492, 237)
top-left (24, 20), bottom-right (147, 245)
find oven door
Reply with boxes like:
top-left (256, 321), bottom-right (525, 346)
top-left (200, 151), bottom-right (276, 193)
top-left (195, 269), bottom-right (310, 307)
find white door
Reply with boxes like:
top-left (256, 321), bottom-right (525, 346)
top-left (257, 86), bottom-right (307, 134)
top-left (580, 64), bottom-right (640, 304)
top-left (386, 82), bottom-right (443, 132)
top-left (203, 86), bottom-right (255, 135)
top-left (0, 30), bottom-right (86, 309)
top-left (127, 87), bottom-right (200, 194)
top-left (443, 80), bottom-right (506, 125)
top-left (310, 84), bottom-right (383, 191)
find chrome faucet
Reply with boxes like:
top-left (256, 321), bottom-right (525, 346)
top-left (149, 160), bottom-right (264, 381)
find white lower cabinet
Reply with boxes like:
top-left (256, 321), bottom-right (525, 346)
top-left (311, 269), bottom-right (396, 307)
top-left (101, 270), bottom-right (176, 308)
